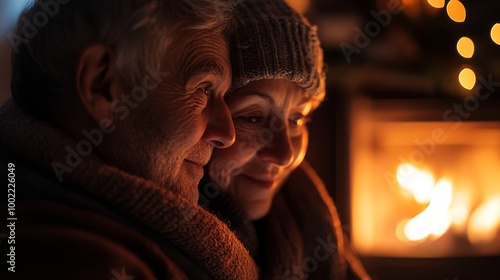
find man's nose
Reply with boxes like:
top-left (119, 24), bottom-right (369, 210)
top-left (202, 96), bottom-right (235, 148)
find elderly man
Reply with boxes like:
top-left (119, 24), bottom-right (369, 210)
top-left (0, 0), bottom-right (257, 279)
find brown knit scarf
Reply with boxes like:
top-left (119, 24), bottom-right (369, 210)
top-left (0, 100), bottom-right (258, 280)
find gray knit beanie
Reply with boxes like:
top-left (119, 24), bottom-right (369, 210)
top-left (229, 0), bottom-right (326, 102)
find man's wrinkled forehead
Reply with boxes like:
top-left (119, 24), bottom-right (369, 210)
top-left (189, 61), bottom-right (226, 79)
top-left (172, 32), bottom-right (231, 90)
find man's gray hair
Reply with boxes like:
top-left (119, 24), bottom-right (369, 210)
top-left (11, 0), bottom-right (235, 118)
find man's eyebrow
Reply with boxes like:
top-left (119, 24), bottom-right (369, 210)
top-left (189, 61), bottom-right (226, 78)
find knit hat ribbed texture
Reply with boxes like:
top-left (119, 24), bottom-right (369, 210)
top-left (229, 0), bottom-right (325, 100)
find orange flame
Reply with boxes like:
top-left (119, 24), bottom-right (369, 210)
top-left (467, 195), bottom-right (500, 244)
top-left (401, 177), bottom-right (453, 241)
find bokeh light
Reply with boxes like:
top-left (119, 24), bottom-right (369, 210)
top-left (458, 68), bottom-right (476, 90)
top-left (427, 0), bottom-right (445, 9)
top-left (456, 37), bottom-right (474, 58)
top-left (491, 23), bottom-right (500, 45)
top-left (446, 0), bottom-right (466, 23)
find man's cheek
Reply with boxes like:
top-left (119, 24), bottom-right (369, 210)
top-left (165, 104), bottom-right (204, 134)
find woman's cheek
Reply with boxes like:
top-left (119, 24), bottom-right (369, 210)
top-left (208, 155), bottom-right (236, 189)
top-left (232, 130), bottom-right (262, 160)
top-left (290, 130), bottom-right (309, 169)
top-left (209, 136), bottom-right (257, 188)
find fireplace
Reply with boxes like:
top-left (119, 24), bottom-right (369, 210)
top-left (343, 95), bottom-right (500, 279)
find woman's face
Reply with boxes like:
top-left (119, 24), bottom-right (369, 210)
top-left (207, 79), bottom-right (315, 220)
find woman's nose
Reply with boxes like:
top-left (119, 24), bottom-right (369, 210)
top-left (256, 121), bottom-right (293, 166)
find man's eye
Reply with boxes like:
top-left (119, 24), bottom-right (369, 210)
top-left (198, 87), bottom-right (209, 95)
top-left (241, 116), bottom-right (265, 123)
top-left (197, 83), bottom-right (213, 95)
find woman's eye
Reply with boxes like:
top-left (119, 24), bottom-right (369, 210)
top-left (288, 114), bottom-right (310, 137)
top-left (292, 117), bottom-right (303, 126)
top-left (290, 114), bottom-right (306, 126)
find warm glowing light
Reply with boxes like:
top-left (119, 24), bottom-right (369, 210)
top-left (404, 215), bottom-right (431, 241)
top-left (285, 0), bottom-right (310, 14)
top-left (402, 0), bottom-right (416, 5)
top-left (428, 179), bottom-right (454, 237)
top-left (446, 0), bottom-right (466, 23)
top-left (397, 163), bottom-right (417, 192)
top-left (467, 195), bottom-right (500, 244)
top-left (451, 203), bottom-right (469, 228)
top-left (413, 177), bottom-right (434, 204)
top-left (402, 179), bottom-right (453, 241)
top-left (491, 23), bottom-right (500, 45)
top-left (458, 68), bottom-right (476, 90)
top-left (456, 37), bottom-right (474, 58)
top-left (427, 0), bottom-right (444, 9)
top-left (395, 219), bottom-right (409, 241)
top-left (432, 179), bottom-right (453, 207)
top-left (397, 163), bottom-right (435, 204)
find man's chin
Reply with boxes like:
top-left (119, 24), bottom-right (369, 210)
top-left (176, 162), bottom-right (204, 203)
top-left (183, 186), bottom-right (200, 204)
top-left (154, 160), bottom-right (204, 204)
top-left (165, 178), bottom-right (200, 204)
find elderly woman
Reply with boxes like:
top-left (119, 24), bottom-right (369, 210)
top-left (200, 0), bottom-right (370, 279)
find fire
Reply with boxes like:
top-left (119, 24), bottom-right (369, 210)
top-left (450, 190), bottom-right (472, 232)
top-left (396, 163), bottom-right (435, 204)
top-left (400, 176), bottom-right (453, 241)
top-left (467, 195), bottom-right (500, 244)
top-left (396, 163), bottom-right (500, 245)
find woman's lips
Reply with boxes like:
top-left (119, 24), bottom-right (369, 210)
top-left (240, 174), bottom-right (275, 189)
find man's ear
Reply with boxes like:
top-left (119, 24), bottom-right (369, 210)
top-left (75, 44), bottom-right (122, 124)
